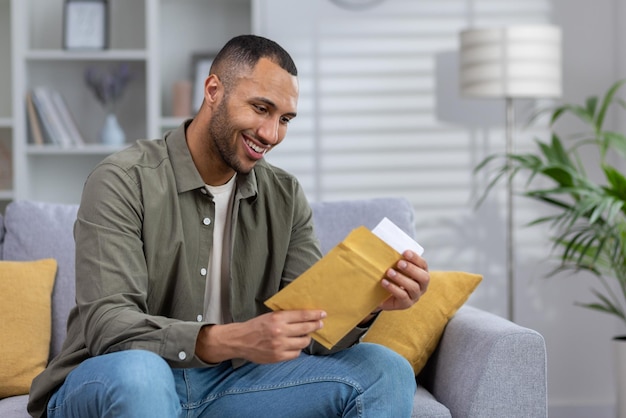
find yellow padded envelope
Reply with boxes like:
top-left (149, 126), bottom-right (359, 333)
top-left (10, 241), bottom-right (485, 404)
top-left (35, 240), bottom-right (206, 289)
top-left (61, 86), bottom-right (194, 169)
top-left (265, 226), bottom-right (402, 349)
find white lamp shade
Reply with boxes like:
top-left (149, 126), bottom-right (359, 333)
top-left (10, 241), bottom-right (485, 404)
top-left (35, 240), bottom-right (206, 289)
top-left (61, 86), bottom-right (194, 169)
top-left (460, 25), bottom-right (562, 98)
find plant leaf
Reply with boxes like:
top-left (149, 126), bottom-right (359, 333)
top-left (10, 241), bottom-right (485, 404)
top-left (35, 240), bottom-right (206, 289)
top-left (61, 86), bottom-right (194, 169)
top-left (604, 165), bottom-right (626, 201)
top-left (601, 131), bottom-right (626, 160)
top-left (550, 104), bottom-right (594, 127)
top-left (596, 79), bottom-right (626, 131)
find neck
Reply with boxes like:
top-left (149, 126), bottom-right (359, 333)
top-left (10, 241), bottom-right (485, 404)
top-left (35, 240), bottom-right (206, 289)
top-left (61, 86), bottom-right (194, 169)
top-left (186, 116), bottom-right (235, 185)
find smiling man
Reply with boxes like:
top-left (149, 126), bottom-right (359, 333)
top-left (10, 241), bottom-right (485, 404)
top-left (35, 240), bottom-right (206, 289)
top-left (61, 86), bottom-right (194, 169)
top-left (28, 35), bottom-right (429, 418)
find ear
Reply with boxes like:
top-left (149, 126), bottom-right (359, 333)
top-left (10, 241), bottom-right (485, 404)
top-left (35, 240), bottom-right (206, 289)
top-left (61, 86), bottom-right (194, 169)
top-left (204, 74), bottom-right (222, 106)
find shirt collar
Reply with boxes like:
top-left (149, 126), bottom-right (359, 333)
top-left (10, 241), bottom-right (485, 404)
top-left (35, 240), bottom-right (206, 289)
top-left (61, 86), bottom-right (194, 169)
top-left (165, 119), bottom-right (258, 200)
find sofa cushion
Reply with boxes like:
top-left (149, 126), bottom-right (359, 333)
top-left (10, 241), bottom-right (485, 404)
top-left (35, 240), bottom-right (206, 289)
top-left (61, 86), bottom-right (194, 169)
top-left (3, 201), bottom-right (79, 359)
top-left (412, 386), bottom-right (451, 418)
top-left (0, 394), bottom-right (30, 418)
top-left (310, 197), bottom-right (416, 255)
top-left (363, 271), bottom-right (482, 374)
top-left (0, 259), bottom-right (57, 398)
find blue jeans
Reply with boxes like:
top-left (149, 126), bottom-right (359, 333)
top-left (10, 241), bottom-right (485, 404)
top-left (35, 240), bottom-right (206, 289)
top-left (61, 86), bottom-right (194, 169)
top-left (47, 343), bottom-right (416, 418)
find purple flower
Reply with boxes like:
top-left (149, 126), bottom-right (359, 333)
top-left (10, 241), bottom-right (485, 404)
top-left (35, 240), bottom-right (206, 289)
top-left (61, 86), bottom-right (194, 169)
top-left (85, 64), bottom-right (133, 110)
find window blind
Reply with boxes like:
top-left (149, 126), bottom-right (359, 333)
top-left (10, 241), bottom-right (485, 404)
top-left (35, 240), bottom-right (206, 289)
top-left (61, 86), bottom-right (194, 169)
top-left (258, 0), bottom-right (554, 315)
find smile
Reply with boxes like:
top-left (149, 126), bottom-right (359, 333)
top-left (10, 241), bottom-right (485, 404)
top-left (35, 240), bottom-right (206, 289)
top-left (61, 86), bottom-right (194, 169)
top-left (245, 138), bottom-right (268, 155)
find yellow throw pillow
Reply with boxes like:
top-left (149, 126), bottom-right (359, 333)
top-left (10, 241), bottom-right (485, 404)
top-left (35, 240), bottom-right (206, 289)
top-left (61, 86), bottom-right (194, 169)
top-left (363, 270), bottom-right (482, 375)
top-left (0, 259), bottom-right (57, 398)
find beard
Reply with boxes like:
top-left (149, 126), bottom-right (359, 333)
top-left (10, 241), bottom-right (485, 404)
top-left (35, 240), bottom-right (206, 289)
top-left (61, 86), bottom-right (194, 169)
top-left (208, 98), bottom-right (253, 175)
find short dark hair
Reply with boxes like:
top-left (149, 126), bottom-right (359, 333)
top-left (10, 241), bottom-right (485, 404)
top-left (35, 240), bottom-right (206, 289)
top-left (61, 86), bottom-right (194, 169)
top-left (210, 35), bottom-right (298, 90)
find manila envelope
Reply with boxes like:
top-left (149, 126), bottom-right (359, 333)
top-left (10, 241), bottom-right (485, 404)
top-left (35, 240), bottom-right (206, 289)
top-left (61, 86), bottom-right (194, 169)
top-left (264, 226), bottom-right (402, 349)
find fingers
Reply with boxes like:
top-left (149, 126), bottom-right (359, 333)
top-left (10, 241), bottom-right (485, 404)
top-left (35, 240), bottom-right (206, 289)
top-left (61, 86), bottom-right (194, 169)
top-left (270, 310), bottom-right (326, 338)
top-left (232, 310), bottom-right (326, 364)
top-left (402, 249), bottom-right (428, 272)
top-left (381, 250), bottom-right (430, 309)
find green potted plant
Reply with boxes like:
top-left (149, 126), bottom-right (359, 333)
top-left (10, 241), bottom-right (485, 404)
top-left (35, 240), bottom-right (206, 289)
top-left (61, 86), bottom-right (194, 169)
top-left (476, 79), bottom-right (626, 416)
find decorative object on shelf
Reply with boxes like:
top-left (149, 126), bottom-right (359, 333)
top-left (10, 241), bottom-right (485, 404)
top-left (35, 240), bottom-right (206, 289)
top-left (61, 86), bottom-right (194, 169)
top-left (99, 113), bottom-right (125, 146)
top-left (460, 25), bottom-right (562, 322)
top-left (192, 52), bottom-right (217, 113)
top-left (476, 78), bottom-right (626, 417)
top-left (85, 64), bottom-right (133, 146)
top-left (172, 80), bottom-right (192, 118)
top-left (63, 0), bottom-right (109, 50)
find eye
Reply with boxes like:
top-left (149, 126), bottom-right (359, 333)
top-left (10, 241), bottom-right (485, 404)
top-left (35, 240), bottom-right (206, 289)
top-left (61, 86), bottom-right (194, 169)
top-left (280, 116), bottom-right (292, 125)
top-left (253, 104), bottom-right (267, 114)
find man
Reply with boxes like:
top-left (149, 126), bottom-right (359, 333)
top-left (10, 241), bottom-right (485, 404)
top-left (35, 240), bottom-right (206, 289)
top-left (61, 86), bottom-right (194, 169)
top-left (28, 35), bottom-right (429, 418)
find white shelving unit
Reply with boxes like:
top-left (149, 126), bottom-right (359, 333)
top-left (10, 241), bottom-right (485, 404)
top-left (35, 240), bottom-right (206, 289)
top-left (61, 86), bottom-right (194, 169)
top-left (0, 0), bottom-right (13, 210)
top-left (6, 0), bottom-right (255, 205)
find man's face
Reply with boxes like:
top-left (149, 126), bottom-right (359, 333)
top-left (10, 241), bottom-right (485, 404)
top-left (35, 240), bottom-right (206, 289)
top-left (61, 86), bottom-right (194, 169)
top-left (208, 58), bottom-right (299, 176)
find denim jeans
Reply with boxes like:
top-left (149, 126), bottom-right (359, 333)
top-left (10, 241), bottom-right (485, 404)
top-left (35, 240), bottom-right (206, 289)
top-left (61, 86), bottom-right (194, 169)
top-left (47, 343), bottom-right (416, 418)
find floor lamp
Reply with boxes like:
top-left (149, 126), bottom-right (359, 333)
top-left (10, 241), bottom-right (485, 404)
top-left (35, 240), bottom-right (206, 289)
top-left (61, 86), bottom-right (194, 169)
top-left (459, 25), bottom-right (562, 321)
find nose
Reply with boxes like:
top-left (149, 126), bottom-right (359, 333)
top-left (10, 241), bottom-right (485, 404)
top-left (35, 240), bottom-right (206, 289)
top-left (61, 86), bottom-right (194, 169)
top-left (257, 116), bottom-right (281, 145)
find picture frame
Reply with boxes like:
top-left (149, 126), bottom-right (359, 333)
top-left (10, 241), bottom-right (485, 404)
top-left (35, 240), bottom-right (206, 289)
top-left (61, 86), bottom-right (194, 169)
top-left (192, 52), bottom-right (217, 113)
top-left (63, 0), bottom-right (109, 50)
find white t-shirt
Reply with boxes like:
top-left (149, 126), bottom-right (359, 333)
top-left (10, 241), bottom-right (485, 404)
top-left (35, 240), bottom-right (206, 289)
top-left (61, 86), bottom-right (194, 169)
top-left (203, 174), bottom-right (236, 324)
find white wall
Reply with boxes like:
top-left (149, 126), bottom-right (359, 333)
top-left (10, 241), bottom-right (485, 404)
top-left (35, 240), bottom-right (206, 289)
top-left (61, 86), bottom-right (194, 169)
top-left (546, 1), bottom-right (620, 416)
top-left (257, 0), bottom-right (625, 415)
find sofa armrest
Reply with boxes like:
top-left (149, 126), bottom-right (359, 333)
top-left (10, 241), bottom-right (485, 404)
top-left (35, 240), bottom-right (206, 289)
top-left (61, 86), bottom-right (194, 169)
top-left (420, 305), bottom-right (547, 418)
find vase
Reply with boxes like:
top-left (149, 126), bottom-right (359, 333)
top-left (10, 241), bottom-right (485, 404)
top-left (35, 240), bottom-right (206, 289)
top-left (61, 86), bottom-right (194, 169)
top-left (100, 113), bottom-right (126, 146)
top-left (615, 337), bottom-right (626, 417)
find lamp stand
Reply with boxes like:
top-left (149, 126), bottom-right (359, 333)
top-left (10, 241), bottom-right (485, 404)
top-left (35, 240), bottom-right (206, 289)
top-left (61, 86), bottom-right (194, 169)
top-left (459, 25), bottom-right (562, 322)
top-left (505, 97), bottom-right (515, 322)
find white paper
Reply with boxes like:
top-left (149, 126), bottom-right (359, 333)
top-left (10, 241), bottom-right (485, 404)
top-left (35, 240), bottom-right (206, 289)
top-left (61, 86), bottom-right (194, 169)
top-left (372, 217), bottom-right (424, 256)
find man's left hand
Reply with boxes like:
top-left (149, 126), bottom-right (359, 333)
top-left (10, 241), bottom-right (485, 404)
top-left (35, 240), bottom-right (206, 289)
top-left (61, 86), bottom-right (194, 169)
top-left (378, 250), bottom-right (429, 311)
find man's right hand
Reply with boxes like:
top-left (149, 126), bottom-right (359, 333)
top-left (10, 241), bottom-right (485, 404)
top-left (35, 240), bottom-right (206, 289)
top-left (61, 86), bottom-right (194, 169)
top-left (195, 310), bottom-right (326, 364)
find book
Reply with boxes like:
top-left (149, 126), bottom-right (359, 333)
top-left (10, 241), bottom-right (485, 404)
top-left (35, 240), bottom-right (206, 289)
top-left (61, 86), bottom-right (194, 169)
top-left (31, 87), bottom-right (67, 147)
top-left (25, 92), bottom-right (45, 145)
top-left (30, 87), bottom-right (81, 147)
top-left (49, 90), bottom-right (85, 146)
top-left (265, 217), bottom-right (424, 349)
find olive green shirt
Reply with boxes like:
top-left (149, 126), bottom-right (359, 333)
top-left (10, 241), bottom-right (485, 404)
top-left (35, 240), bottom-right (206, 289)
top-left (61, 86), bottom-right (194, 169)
top-left (28, 121), bottom-right (368, 418)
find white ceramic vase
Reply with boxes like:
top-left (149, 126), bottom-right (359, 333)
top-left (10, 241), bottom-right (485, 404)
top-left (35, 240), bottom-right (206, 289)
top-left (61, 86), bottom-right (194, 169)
top-left (100, 113), bottom-right (125, 146)
top-left (615, 337), bottom-right (626, 417)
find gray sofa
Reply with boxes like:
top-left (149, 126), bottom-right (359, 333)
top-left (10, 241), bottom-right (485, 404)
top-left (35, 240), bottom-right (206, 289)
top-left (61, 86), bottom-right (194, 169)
top-left (0, 198), bottom-right (547, 417)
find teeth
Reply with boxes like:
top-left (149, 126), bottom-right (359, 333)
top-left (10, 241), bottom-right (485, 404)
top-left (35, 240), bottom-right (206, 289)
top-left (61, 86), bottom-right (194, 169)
top-left (246, 139), bottom-right (266, 154)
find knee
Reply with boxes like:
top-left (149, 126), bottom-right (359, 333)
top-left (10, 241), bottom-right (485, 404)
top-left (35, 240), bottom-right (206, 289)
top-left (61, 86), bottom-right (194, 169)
top-left (353, 343), bottom-right (416, 387)
top-left (106, 350), bottom-right (175, 392)
top-left (343, 343), bottom-right (416, 415)
top-left (57, 350), bottom-right (180, 418)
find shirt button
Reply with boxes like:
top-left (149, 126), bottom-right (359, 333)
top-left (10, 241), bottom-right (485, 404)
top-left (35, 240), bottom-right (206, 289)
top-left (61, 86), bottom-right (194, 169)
top-left (200, 268), bottom-right (207, 276)
top-left (197, 315), bottom-right (203, 322)
top-left (203, 217), bottom-right (211, 225)
top-left (200, 188), bottom-right (207, 195)
top-left (178, 351), bottom-right (187, 361)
